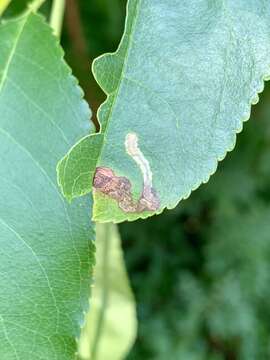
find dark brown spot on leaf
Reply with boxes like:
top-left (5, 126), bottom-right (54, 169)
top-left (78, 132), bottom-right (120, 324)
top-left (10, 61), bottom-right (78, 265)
top-left (93, 167), bottom-right (160, 213)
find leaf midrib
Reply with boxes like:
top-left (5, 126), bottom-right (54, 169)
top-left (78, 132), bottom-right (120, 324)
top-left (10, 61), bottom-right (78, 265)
top-left (95, 0), bottom-right (142, 167)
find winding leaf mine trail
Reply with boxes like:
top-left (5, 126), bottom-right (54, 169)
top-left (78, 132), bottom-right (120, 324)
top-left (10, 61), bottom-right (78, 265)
top-left (93, 133), bottom-right (160, 213)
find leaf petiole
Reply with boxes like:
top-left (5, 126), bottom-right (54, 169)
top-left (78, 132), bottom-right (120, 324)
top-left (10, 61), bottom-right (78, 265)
top-left (28, 0), bottom-right (46, 13)
top-left (50, 0), bottom-right (65, 37)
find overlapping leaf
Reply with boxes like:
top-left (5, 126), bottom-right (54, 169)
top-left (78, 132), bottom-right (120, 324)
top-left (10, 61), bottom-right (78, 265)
top-left (58, 0), bottom-right (270, 223)
top-left (79, 224), bottom-right (137, 360)
top-left (0, 10), bottom-right (95, 359)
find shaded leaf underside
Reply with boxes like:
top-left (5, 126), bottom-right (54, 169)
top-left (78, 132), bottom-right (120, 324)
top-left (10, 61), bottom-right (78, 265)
top-left (79, 224), bottom-right (137, 360)
top-left (58, 0), bottom-right (270, 223)
top-left (0, 12), bottom-right (94, 360)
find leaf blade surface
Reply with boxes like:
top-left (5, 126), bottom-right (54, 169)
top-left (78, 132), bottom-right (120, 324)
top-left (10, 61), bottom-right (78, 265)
top-left (0, 12), bottom-right (95, 359)
top-left (58, 0), bottom-right (270, 223)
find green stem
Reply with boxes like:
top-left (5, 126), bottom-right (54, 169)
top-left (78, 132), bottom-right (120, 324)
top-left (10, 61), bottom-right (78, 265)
top-left (28, 0), bottom-right (45, 13)
top-left (0, 0), bottom-right (11, 16)
top-left (50, 0), bottom-right (65, 37)
top-left (90, 224), bottom-right (111, 360)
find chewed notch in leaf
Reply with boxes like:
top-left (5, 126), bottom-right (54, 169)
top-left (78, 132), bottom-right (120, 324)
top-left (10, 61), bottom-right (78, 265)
top-left (93, 133), bottom-right (160, 214)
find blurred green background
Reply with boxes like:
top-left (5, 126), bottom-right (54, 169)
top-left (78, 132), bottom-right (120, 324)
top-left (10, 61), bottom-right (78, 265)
top-left (6, 1), bottom-right (270, 359)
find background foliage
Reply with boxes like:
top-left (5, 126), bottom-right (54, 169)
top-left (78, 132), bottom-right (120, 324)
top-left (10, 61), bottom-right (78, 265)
top-left (63, 1), bottom-right (270, 359)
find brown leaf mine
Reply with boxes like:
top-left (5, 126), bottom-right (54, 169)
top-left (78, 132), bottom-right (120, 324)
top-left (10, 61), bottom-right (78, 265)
top-left (93, 133), bottom-right (160, 213)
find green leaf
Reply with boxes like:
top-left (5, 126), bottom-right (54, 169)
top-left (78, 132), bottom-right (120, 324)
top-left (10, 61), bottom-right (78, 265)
top-left (78, 224), bottom-right (137, 360)
top-left (0, 10), bottom-right (95, 359)
top-left (58, 0), bottom-right (270, 223)
top-left (0, 0), bottom-right (11, 16)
